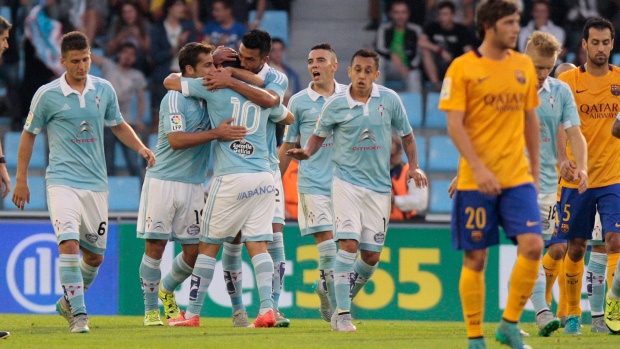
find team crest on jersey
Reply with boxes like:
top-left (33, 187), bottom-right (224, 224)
top-left (515, 70), bottom-right (526, 84)
top-left (378, 104), bottom-right (385, 117)
top-left (548, 96), bottom-right (555, 109)
top-left (611, 84), bottom-right (620, 96)
top-left (230, 139), bottom-right (255, 157)
top-left (95, 96), bottom-right (100, 109)
top-left (170, 115), bottom-right (183, 131)
top-left (187, 224), bottom-right (200, 236)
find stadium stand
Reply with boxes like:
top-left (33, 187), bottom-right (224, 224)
top-left (428, 135), bottom-right (459, 172)
top-left (399, 92), bottom-right (422, 128)
top-left (108, 176), bottom-right (141, 211)
top-left (424, 92), bottom-right (446, 128)
top-left (249, 10), bottom-right (289, 44)
top-left (4, 131), bottom-right (47, 170)
top-left (429, 179), bottom-right (452, 213)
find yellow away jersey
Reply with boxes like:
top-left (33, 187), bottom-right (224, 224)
top-left (438, 49), bottom-right (539, 190)
top-left (558, 65), bottom-right (620, 188)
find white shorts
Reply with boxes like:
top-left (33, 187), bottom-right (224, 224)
top-left (590, 210), bottom-right (604, 246)
top-left (538, 193), bottom-right (556, 240)
top-left (47, 185), bottom-right (108, 255)
top-left (273, 169), bottom-right (285, 225)
top-left (332, 176), bottom-right (390, 252)
top-left (201, 172), bottom-right (275, 244)
top-left (137, 177), bottom-right (204, 244)
top-left (298, 193), bottom-right (334, 236)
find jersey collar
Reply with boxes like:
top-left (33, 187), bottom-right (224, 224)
top-left (59, 73), bottom-right (95, 96)
top-left (345, 83), bottom-right (380, 109)
top-left (538, 78), bottom-right (551, 94)
top-left (307, 80), bottom-right (343, 101)
top-left (257, 63), bottom-right (270, 80)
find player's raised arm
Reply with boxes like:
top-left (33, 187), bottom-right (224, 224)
top-left (446, 110), bottom-right (501, 196)
top-left (163, 73), bottom-right (183, 92)
top-left (203, 68), bottom-right (278, 108)
top-left (12, 131), bottom-right (35, 209)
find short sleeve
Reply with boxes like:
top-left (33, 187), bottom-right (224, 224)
top-left (265, 70), bottom-right (289, 100)
top-left (558, 83), bottom-right (580, 129)
top-left (181, 77), bottom-right (212, 102)
top-left (161, 92), bottom-right (187, 134)
top-left (104, 84), bottom-right (124, 126)
top-left (390, 92), bottom-right (413, 137)
top-left (268, 104), bottom-right (289, 123)
top-left (438, 58), bottom-right (467, 112)
top-left (283, 97), bottom-right (301, 143)
top-left (24, 87), bottom-right (49, 134)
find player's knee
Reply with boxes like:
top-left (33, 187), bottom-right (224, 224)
top-left (360, 250), bottom-right (380, 266)
top-left (547, 243), bottom-right (567, 260)
top-left (567, 239), bottom-right (588, 261)
top-left (145, 239), bottom-right (167, 259)
top-left (463, 249), bottom-right (488, 271)
top-left (605, 232), bottom-right (620, 253)
top-left (58, 239), bottom-right (80, 254)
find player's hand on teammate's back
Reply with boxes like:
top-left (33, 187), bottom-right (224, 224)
top-left (407, 167), bottom-right (428, 189)
top-left (474, 166), bottom-right (501, 196)
top-left (285, 148), bottom-right (311, 160)
top-left (448, 176), bottom-right (457, 199)
top-left (203, 68), bottom-right (233, 91)
top-left (12, 182), bottom-right (30, 210)
top-left (212, 46), bottom-right (238, 66)
top-left (214, 117), bottom-right (247, 141)
top-left (139, 147), bottom-right (156, 168)
top-left (575, 168), bottom-right (588, 194)
top-left (559, 159), bottom-right (576, 182)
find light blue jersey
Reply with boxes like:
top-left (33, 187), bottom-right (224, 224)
top-left (314, 83), bottom-right (412, 195)
top-left (259, 64), bottom-right (289, 172)
top-left (537, 77), bottom-right (580, 194)
top-left (181, 78), bottom-right (287, 176)
top-left (146, 90), bottom-right (211, 184)
top-left (285, 82), bottom-right (347, 195)
top-left (24, 74), bottom-right (123, 192)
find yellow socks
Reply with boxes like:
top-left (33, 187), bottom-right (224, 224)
top-left (502, 255), bottom-right (540, 322)
top-left (564, 254), bottom-right (584, 316)
top-left (460, 266), bottom-right (485, 338)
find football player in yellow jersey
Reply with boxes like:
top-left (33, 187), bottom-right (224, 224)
top-left (439, 1), bottom-right (543, 348)
top-left (556, 17), bottom-right (620, 335)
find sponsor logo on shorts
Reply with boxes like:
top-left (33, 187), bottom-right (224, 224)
top-left (229, 139), bottom-right (255, 157)
top-left (374, 232), bottom-right (385, 244)
top-left (85, 233), bottom-right (99, 243)
top-left (471, 230), bottom-right (483, 242)
top-left (542, 219), bottom-right (550, 231)
top-left (526, 220), bottom-right (539, 227)
top-left (187, 224), bottom-right (200, 236)
top-left (561, 223), bottom-right (569, 233)
top-left (237, 185), bottom-right (275, 200)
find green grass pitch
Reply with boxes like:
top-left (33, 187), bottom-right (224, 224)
top-left (0, 315), bottom-right (618, 348)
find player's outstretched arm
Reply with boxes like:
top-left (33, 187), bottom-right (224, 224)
top-left (12, 131), bottom-right (35, 209)
top-left (523, 108), bottom-right (541, 192)
top-left (285, 134), bottom-right (325, 160)
top-left (167, 117), bottom-right (247, 150)
top-left (163, 73), bottom-right (183, 92)
top-left (447, 110), bottom-right (501, 196)
top-left (0, 143), bottom-right (10, 198)
top-left (278, 141), bottom-right (297, 175)
top-left (110, 122), bottom-right (155, 167)
top-left (565, 126), bottom-right (588, 193)
top-left (401, 133), bottom-right (428, 189)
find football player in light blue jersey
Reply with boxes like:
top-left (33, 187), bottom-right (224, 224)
top-left (163, 46), bottom-right (295, 328)
top-left (12, 32), bottom-right (155, 334)
top-left (136, 43), bottom-right (247, 327)
top-left (278, 43), bottom-right (346, 322)
top-left (201, 30), bottom-right (292, 327)
top-left (522, 32), bottom-right (588, 337)
top-left (288, 49), bottom-right (427, 331)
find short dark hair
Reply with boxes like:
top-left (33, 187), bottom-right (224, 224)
top-left (118, 42), bottom-right (137, 53)
top-left (178, 42), bottom-right (214, 74)
top-left (163, 0), bottom-right (184, 18)
top-left (350, 48), bottom-right (380, 69)
top-left (475, 0), bottom-right (520, 40)
top-left (61, 31), bottom-right (90, 57)
top-left (213, 0), bottom-right (233, 9)
top-left (583, 17), bottom-right (615, 41)
top-left (241, 29), bottom-right (272, 57)
top-left (437, 0), bottom-right (456, 13)
top-left (272, 37), bottom-right (285, 48)
top-left (0, 16), bottom-right (12, 36)
top-left (532, 0), bottom-right (550, 9)
top-left (310, 43), bottom-right (335, 54)
top-left (390, 0), bottom-right (410, 12)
